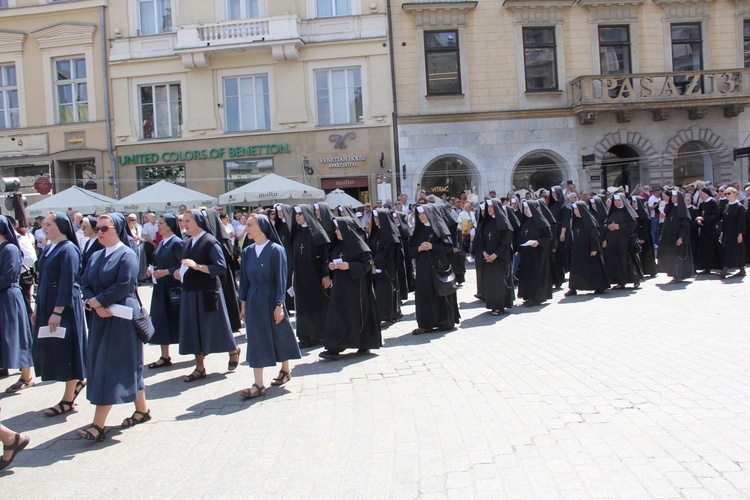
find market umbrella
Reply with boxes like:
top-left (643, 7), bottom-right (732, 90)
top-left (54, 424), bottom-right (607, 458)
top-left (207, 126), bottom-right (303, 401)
top-left (324, 188), bottom-right (364, 208)
top-left (218, 173), bottom-right (324, 205)
top-left (26, 186), bottom-right (117, 217)
top-left (113, 180), bottom-right (217, 213)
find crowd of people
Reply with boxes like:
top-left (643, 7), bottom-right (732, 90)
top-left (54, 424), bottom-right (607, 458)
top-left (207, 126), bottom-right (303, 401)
top-left (0, 177), bottom-right (747, 470)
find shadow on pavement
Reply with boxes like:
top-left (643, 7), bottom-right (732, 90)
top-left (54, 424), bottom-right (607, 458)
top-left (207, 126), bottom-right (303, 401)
top-left (1, 407), bottom-right (79, 431)
top-left (175, 387), bottom-right (292, 420)
top-left (292, 352), bottom-right (375, 376)
top-left (656, 280), bottom-right (692, 290)
top-left (146, 372), bottom-right (230, 401)
top-left (142, 359), bottom-right (196, 378)
top-left (457, 311), bottom-right (513, 329)
top-left (458, 300), bottom-right (486, 310)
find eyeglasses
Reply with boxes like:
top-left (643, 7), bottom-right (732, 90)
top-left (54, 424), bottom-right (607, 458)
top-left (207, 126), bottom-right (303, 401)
top-left (94, 226), bottom-right (114, 233)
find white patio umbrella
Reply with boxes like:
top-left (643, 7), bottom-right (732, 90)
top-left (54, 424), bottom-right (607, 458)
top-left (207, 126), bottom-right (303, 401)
top-left (113, 180), bottom-right (217, 213)
top-left (218, 173), bottom-right (324, 205)
top-left (324, 188), bottom-right (364, 208)
top-left (26, 186), bottom-right (117, 217)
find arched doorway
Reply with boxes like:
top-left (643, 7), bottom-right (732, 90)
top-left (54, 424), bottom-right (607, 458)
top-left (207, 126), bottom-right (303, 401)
top-left (673, 141), bottom-right (714, 186)
top-left (512, 152), bottom-right (564, 192)
top-left (602, 145), bottom-right (640, 190)
top-left (420, 155), bottom-right (479, 198)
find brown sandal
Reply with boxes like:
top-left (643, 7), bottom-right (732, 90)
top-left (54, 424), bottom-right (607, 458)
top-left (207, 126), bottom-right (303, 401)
top-left (271, 370), bottom-right (291, 386)
top-left (5, 378), bottom-right (34, 393)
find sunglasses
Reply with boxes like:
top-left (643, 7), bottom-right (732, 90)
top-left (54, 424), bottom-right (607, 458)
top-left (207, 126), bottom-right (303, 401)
top-left (94, 226), bottom-right (114, 233)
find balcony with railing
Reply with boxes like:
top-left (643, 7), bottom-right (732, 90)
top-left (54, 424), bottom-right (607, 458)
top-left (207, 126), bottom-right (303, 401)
top-left (570, 69), bottom-right (750, 125)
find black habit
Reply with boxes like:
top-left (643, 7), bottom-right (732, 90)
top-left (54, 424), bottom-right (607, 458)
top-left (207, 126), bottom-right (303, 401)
top-left (568, 201), bottom-right (609, 293)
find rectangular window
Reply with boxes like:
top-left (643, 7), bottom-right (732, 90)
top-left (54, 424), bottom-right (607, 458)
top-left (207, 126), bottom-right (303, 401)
top-left (225, 158), bottom-right (273, 192)
top-left (224, 75), bottom-right (270, 132)
top-left (744, 20), bottom-right (750, 68)
top-left (140, 83), bottom-right (182, 139)
top-left (523, 27), bottom-right (558, 92)
top-left (55, 57), bottom-right (88, 124)
top-left (0, 1), bottom-right (8, 9)
top-left (671, 23), bottom-right (703, 94)
top-left (228, 0), bottom-right (259, 19)
top-left (314, 67), bottom-right (362, 126)
top-left (424, 30), bottom-right (462, 95)
top-left (137, 164), bottom-right (186, 191)
top-left (599, 25), bottom-right (631, 75)
top-left (0, 64), bottom-right (19, 130)
top-left (139, 0), bottom-right (173, 35)
top-left (316, 0), bottom-right (351, 18)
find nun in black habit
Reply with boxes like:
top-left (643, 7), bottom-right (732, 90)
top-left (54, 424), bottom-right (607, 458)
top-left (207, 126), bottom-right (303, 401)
top-left (472, 201), bottom-right (488, 301)
top-left (695, 188), bottom-right (723, 273)
top-left (516, 201), bottom-right (553, 306)
top-left (203, 208), bottom-right (242, 332)
top-left (274, 204), bottom-right (296, 312)
top-left (632, 197), bottom-right (658, 277)
top-left (659, 190), bottom-right (694, 283)
top-left (314, 202), bottom-right (337, 242)
top-left (481, 199), bottom-right (515, 315)
top-left (392, 211), bottom-right (412, 300)
top-left (718, 188), bottom-right (746, 278)
top-left (409, 204), bottom-right (460, 334)
top-left (549, 186), bottom-right (571, 273)
top-left (292, 205), bottom-right (331, 348)
top-left (368, 209), bottom-right (402, 323)
top-left (319, 217), bottom-right (381, 360)
top-left (603, 194), bottom-right (642, 289)
top-left (566, 201), bottom-right (609, 296)
top-left (589, 195), bottom-right (609, 242)
top-left (537, 199), bottom-right (563, 288)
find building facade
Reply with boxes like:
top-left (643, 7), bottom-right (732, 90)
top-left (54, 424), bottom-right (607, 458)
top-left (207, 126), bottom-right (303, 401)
top-left (109, 0), bottom-right (394, 205)
top-left (392, 0), bottom-right (750, 200)
top-left (0, 0), bottom-right (113, 204)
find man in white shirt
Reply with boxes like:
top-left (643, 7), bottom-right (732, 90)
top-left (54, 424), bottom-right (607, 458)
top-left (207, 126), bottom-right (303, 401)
top-left (142, 212), bottom-right (158, 266)
top-left (647, 186), bottom-right (662, 247)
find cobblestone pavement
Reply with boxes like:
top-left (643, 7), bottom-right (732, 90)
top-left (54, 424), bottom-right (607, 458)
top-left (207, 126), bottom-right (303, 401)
top-left (1, 268), bottom-right (749, 499)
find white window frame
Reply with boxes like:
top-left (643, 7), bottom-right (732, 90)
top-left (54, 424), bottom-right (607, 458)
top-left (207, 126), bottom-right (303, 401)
top-left (138, 81), bottom-right (182, 140)
top-left (225, 0), bottom-right (264, 20)
top-left (307, 0), bottom-right (359, 19)
top-left (222, 74), bottom-right (271, 132)
top-left (54, 56), bottom-right (88, 124)
top-left (313, 66), bottom-right (363, 126)
top-left (137, 0), bottom-right (175, 36)
top-left (0, 63), bottom-right (19, 130)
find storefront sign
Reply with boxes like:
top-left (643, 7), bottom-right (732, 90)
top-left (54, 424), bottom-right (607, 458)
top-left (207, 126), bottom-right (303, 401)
top-left (321, 176), bottom-right (369, 189)
top-left (319, 155), bottom-right (366, 169)
top-left (589, 175), bottom-right (601, 181)
top-left (33, 176), bottom-right (53, 195)
top-left (118, 143), bottom-right (291, 166)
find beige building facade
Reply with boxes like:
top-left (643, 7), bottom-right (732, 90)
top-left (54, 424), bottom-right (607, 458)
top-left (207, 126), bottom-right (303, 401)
top-left (392, 0), bottom-right (750, 199)
top-left (108, 0), bottom-right (394, 205)
top-left (0, 0), bottom-right (113, 205)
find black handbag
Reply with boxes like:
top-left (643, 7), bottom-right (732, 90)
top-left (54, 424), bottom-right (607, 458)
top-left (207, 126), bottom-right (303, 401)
top-left (203, 289), bottom-right (220, 312)
top-left (429, 254), bottom-right (457, 296)
top-left (169, 287), bottom-right (181, 305)
top-left (133, 307), bottom-right (155, 343)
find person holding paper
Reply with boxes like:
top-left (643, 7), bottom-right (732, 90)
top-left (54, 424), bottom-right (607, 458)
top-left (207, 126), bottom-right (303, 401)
top-left (175, 210), bottom-right (240, 383)
top-left (516, 201), bottom-right (553, 306)
top-left (237, 214), bottom-right (300, 398)
top-left (368, 209), bottom-right (402, 323)
top-left (0, 216), bottom-right (35, 393)
top-left (79, 213), bottom-right (151, 441)
top-left (603, 194), bottom-right (641, 290)
top-left (566, 201), bottom-right (610, 296)
top-left (32, 212), bottom-right (87, 417)
top-left (145, 214), bottom-right (184, 369)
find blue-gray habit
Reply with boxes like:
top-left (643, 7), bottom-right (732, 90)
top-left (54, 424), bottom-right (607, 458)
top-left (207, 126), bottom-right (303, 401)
top-left (149, 231), bottom-right (183, 345)
top-left (0, 216), bottom-right (33, 370)
top-left (238, 218), bottom-right (301, 367)
top-left (32, 216), bottom-right (87, 382)
top-left (82, 243), bottom-right (145, 405)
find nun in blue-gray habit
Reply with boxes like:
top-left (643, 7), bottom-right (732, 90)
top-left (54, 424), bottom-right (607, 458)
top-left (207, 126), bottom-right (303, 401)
top-left (176, 209), bottom-right (240, 383)
top-left (32, 211), bottom-right (87, 417)
top-left (79, 212), bottom-right (150, 441)
top-left (146, 213), bottom-right (184, 369)
top-left (238, 214), bottom-right (301, 399)
top-left (0, 215), bottom-right (34, 393)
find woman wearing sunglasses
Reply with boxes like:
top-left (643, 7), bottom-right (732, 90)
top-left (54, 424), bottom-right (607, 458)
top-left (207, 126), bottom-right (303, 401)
top-left (78, 213), bottom-right (151, 441)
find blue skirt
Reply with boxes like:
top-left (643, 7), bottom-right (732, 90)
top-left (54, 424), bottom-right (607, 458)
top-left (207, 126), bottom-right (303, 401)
top-left (179, 289), bottom-right (237, 356)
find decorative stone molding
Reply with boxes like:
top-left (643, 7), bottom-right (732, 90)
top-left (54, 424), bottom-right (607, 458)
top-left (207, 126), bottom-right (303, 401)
top-left (616, 110), bottom-right (635, 123)
top-left (652, 109), bottom-right (671, 121)
top-left (656, 2), bottom-right (711, 21)
top-left (402, 2), bottom-right (478, 28)
top-left (688, 107), bottom-right (708, 120)
top-left (0, 31), bottom-right (26, 55)
top-left (504, 1), bottom-right (570, 25)
top-left (723, 105), bottom-right (745, 117)
top-left (735, 1), bottom-right (750, 18)
top-left (593, 129), bottom-right (659, 169)
top-left (664, 126), bottom-right (732, 170)
top-left (586, 5), bottom-right (639, 22)
top-left (32, 23), bottom-right (97, 50)
top-left (578, 111), bottom-right (597, 125)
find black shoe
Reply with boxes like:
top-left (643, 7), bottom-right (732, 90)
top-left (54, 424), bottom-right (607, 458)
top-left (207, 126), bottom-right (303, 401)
top-left (594, 289), bottom-right (605, 295)
top-left (356, 349), bottom-right (370, 355)
top-left (474, 294), bottom-right (485, 301)
top-left (564, 289), bottom-right (577, 297)
top-left (298, 340), bottom-right (320, 349)
top-left (0, 369), bottom-right (8, 378)
top-left (318, 350), bottom-right (340, 360)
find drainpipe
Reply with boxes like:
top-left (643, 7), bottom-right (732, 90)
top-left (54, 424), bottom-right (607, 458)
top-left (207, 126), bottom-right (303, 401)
top-left (101, 5), bottom-right (119, 199)
top-left (386, 0), bottom-right (401, 197)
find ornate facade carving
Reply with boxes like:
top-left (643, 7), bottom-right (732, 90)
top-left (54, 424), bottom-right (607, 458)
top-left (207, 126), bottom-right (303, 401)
top-left (403, 1), bottom-right (478, 28)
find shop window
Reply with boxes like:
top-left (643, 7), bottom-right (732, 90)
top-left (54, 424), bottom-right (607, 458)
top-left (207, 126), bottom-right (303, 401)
top-left (137, 164), bottom-right (186, 190)
top-left (228, 0), bottom-right (259, 19)
top-left (140, 83), bottom-right (182, 139)
top-left (523, 27), bottom-right (558, 92)
top-left (55, 57), bottom-right (88, 124)
top-left (225, 158), bottom-right (273, 191)
top-left (139, 0), bottom-right (173, 35)
top-left (224, 75), bottom-right (270, 132)
top-left (316, 0), bottom-right (351, 18)
top-left (0, 64), bottom-right (19, 130)
top-left (315, 67), bottom-right (362, 126)
top-left (424, 30), bottom-right (462, 95)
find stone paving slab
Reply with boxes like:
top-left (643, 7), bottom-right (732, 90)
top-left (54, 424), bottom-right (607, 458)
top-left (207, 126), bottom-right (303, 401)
top-left (1, 269), bottom-right (749, 499)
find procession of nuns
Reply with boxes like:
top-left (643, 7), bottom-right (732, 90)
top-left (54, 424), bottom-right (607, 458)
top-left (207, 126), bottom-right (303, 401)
top-left (0, 182), bottom-right (746, 461)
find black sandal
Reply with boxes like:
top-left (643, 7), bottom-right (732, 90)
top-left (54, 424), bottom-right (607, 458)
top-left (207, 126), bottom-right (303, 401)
top-left (183, 368), bottom-right (206, 383)
top-left (240, 383), bottom-right (266, 399)
top-left (228, 347), bottom-right (241, 371)
top-left (72, 380), bottom-right (86, 403)
top-left (0, 433), bottom-right (30, 471)
top-left (410, 328), bottom-right (430, 335)
top-left (147, 357), bottom-right (172, 369)
top-left (121, 409), bottom-right (152, 428)
top-left (271, 370), bottom-right (291, 386)
top-left (44, 400), bottom-right (75, 417)
top-left (5, 378), bottom-right (34, 393)
top-left (77, 424), bottom-right (105, 442)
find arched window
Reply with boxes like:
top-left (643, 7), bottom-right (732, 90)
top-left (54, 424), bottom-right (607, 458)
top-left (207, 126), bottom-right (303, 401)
top-left (420, 156), bottom-right (478, 198)
top-left (673, 141), bottom-right (713, 186)
top-left (512, 152), bottom-right (564, 192)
